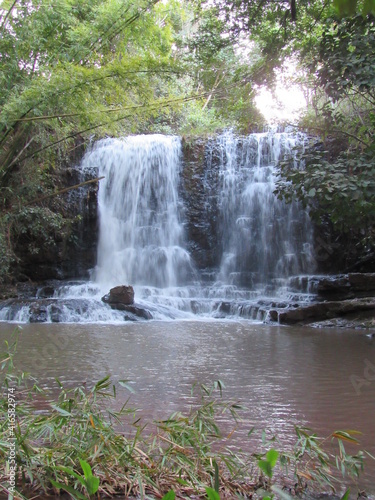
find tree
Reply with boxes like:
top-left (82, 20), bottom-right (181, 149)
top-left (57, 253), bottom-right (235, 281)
top-left (0, 0), bottom-right (195, 281)
top-left (275, 14), bottom-right (375, 270)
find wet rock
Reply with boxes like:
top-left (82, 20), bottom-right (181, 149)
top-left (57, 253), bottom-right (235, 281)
top-left (29, 303), bottom-right (48, 323)
top-left (101, 287), bottom-right (152, 320)
top-left (268, 309), bottom-right (279, 322)
top-left (313, 275), bottom-right (353, 300)
top-left (121, 305), bottom-right (153, 321)
top-left (16, 282), bottom-right (40, 299)
top-left (277, 298), bottom-right (375, 325)
top-left (348, 272), bottom-right (375, 292)
top-left (308, 273), bottom-right (375, 301)
top-left (218, 301), bottom-right (231, 314)
top-left (102, 285), bottom-right (135, 306)
top-left (114, 303), bottom-right (153, 320)
top-left (180, 138), bottom-right (222, 270)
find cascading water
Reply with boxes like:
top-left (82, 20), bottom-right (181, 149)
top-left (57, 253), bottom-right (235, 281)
top-left (0, 130), bottom-right (317, 323)
top-left (211, 131), bottom-right (315, 290)
top-left (88, 135), bottom-right (194, 290)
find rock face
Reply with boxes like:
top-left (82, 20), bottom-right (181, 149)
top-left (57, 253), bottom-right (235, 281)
top-left (180, 138), bottom-right (222, 271)
top-left (12, 138), bottom-right (99, 282)
top-left (59, 160), bottom-right (99, 279)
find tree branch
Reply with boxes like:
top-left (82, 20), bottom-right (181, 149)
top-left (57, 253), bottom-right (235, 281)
top-left (24, 177), bottom-right (105, 208)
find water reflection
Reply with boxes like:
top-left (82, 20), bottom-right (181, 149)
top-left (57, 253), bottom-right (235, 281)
top-left (0, 321), bottom-right (374, 493)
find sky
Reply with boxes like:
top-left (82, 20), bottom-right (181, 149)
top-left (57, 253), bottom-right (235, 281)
top-left (255, 60), bottom-right (307, 124)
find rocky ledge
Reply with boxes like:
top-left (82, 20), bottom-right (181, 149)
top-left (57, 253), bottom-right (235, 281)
top-left (273, 297), bottom-right (375, 326)
top-left (270, 273), bottom-right (375, 328)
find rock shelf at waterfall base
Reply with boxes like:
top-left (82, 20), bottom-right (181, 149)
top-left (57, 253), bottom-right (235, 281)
top-left (0, 273), bottom-right (375, 327)
top-left (271, 273), bottom-right (375, 328)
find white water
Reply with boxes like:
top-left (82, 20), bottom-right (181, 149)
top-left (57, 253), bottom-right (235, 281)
top-left (212, 131), bottom-right (315, 288)
top-left (86, 135), bottom-right (194, 290)
top-left (0, 131), bottom-right (317, 323)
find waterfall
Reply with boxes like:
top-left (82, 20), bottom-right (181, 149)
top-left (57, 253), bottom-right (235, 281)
top-left (83, 135), bottom-right (194, 290)
top-left (210, 131), bottom-right (315, 290)
top-left (0, 130), bottom-right (317, 323)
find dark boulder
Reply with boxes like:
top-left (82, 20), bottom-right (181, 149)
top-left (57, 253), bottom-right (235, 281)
top-left (29, 303), bottom-right (49, 323)
top-left (101, 285), bottom-right (152, 320)
top-left (102, 285), bottom-right (135, 306)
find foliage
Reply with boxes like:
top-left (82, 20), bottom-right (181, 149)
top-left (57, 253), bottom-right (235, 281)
top-left (0, 223), bottom-right (15, 283)
top-left (7, 207), bottom-right (70, 255)
top-left (275, 148), bottom-right (375, 258)
top-left (258, 448), bottom-right (279, 479)
top-left (273, 11), bottom-right (375, 268)
top-left (0, 334), bottom-right (372, 499)
top-left (316, 15), bottom-right (375, 101)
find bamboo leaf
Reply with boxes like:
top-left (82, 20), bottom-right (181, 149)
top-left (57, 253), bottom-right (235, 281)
top-left (50, 479), bottom-right (87, 500)
top-left (205, 487), bottom-right (220, 500)
top-left (54, 466), bottom-right (86, 486)
top-left (118, 379), bottom-right (136, 393)
top-left (266, 448), bottom-right (279, 467)
top-left (79, 459), bottom-right (93, 479)
top-left (341, 489), bottom-right (350, 500)
top-left (161, 491), bottom-right (176, 500)
top-left (50, 404), bottom-right (72, 417)
top-left (85, 475), bottom-right (100, 495)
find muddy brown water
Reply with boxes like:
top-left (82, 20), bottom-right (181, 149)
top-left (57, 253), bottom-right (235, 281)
top-left (1, 320), bottom-right (374, 496)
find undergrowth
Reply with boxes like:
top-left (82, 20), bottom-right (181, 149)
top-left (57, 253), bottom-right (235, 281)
top-left (0, 331), bottom-right (372, 499)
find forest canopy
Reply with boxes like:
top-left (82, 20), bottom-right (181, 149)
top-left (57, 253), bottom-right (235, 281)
top-left (0, 0), bottom-right (374, 281)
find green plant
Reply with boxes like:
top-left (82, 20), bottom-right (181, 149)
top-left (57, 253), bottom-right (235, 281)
top-left (51, 459), bottom-right (99, 499)
top-left (258, 448), bottom-right (279, 480)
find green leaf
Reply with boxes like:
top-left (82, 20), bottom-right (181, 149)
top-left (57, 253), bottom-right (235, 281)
top-left (176, 478), bottom-right (189, 485)
top-left (94, 375), bottom-right (111, 391)
top-left (258, 459), bottom-right (273, 478)
top-left (340, 489), bottom-right (350, 500)
top-left (54, 466), bottom-right (86, 486)
top-left (213, 379), bottom-right (225, 395)
top-left (307, 188), bottom-right (316, 197)
top-left (161, 491), bottom-right (176, 500)
top-left (85, 475), bottom-right (100, 495)
top-left (79, 459), bottom-right (93, 479)
top-left (118, 379), bottom-right (136, 393)
top-left (50, 479), bottom-right (87, 500)
top-left (266, 449), bottom-right (279, 467)
top-left (332, 431), bottom-right (360, 443)
top-left (50, 404), bottom-right (72, 416)
top-left (205, 487), bottom-right (221, 500)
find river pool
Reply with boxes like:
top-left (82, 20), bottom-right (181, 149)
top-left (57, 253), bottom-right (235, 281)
top-left (0, 320), bottom-right (374, 495)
